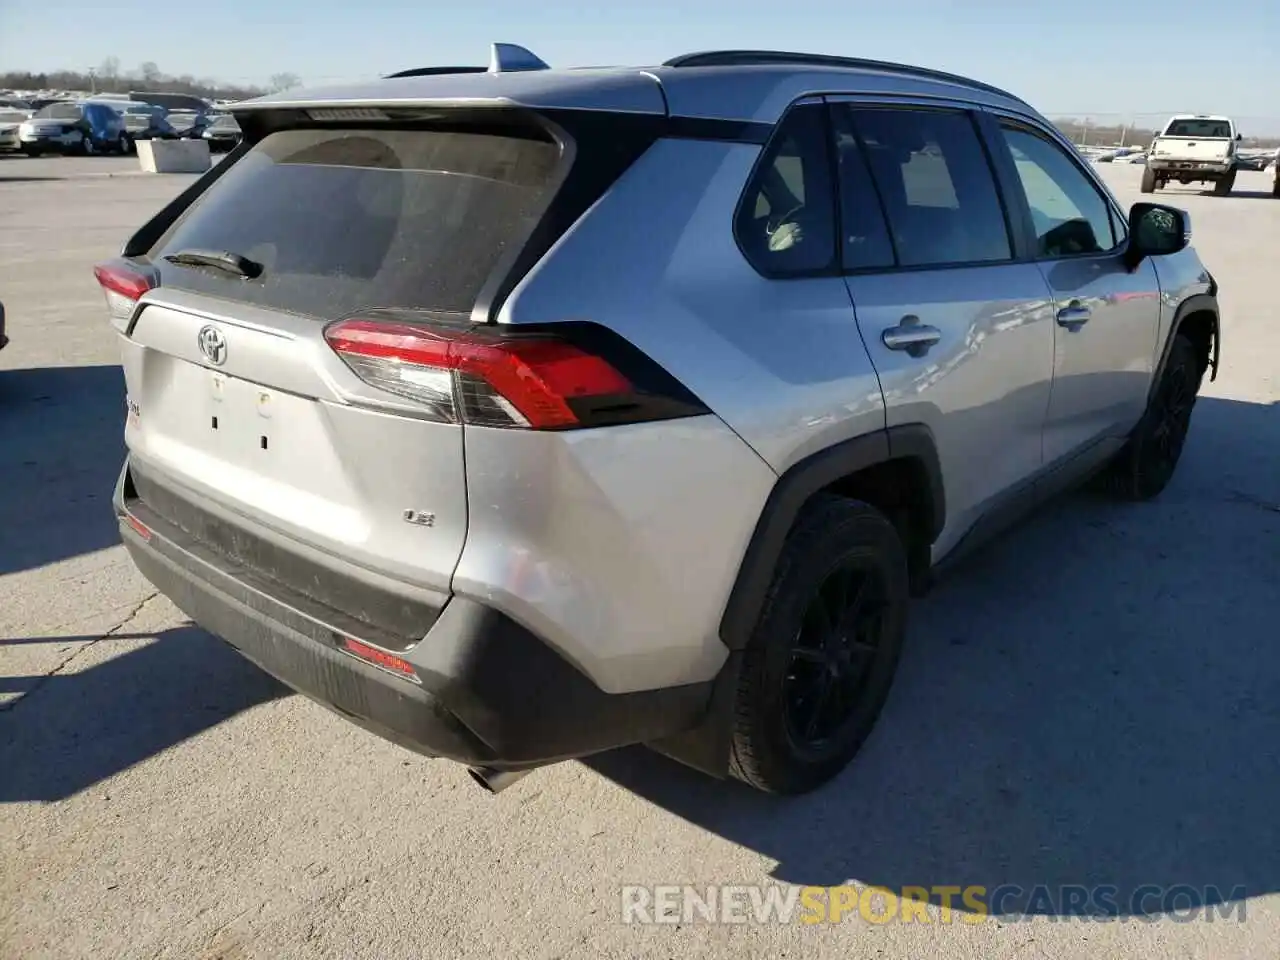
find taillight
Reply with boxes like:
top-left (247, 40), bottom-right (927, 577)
top-left (93, 259), bottom-right (156, 325)
top-left (325, 319), bottom-right (644, 430)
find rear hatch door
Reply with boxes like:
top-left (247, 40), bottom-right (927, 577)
top-left (119, 124), bottom-right (563, 594)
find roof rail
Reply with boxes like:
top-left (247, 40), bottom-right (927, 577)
top-left (384, 66), bottom-right (488, 79)
top-left (662, 50), bottom-right (1023, 103)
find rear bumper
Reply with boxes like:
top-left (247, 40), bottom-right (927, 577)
top-left (113, 459), bottom-right (713, 769)
top-left (1148, 160), bottom-right (1232, 176)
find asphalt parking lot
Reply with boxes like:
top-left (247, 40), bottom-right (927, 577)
top-left (1, 152), bottom-right (1277, 959)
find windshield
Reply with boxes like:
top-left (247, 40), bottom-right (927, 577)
top-left (1163, 118), bottom-right (1232, 138)
top-left (34, 103), bottom-right (82, 120)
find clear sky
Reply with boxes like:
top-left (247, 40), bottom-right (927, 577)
top-left (1, 0), bottom-right (1276, 129)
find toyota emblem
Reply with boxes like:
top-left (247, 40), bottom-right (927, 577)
top-left (197, 325), bottom-right (227, 366)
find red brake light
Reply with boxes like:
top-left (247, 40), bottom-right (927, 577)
top-left (93, 260), bottom-right (156, 324)
top-left (324, 320), bottom-right (632, 430)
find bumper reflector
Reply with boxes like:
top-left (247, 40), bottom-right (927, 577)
top-left (340, 636), bottom-right (419, 682)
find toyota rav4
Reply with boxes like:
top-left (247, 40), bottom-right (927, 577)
top-left (102, 45), bottom-right (1220, 796)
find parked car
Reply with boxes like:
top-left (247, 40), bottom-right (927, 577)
top-left (0, 107), bottom-right (31, 152)
top-left (165, 109), bottom-right (215, 139)
top-left (201, 112), bottom-right (241, 152)
top-left (113, 102), bottom-right (179, 149)
top-left (1144, 114), bottom-right (1241, 195)
top-left (100, 44), bottom-right (1220, 797)
top-left (17, 100), bottom-right (128, 155)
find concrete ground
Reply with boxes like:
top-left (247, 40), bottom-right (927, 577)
top-left (1, 152), bottom-right (1277, 959)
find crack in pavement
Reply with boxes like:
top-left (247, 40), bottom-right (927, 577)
top-left (0, 591), bottom-right (160, 714)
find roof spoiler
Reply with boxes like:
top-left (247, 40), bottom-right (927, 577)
top-left (384, 43), bottom-right (550, 80)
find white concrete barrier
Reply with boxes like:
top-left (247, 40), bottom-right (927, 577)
top-left (137, 138), bottom-right (211, 174)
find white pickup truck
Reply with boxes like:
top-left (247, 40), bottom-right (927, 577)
top-left (1143, 114), bottom-right (1241, 196)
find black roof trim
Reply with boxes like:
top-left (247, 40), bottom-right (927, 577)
top-left (383, 66), bottom-right (489, 79)
top-left (662, 50), bottom-right (1024, 104)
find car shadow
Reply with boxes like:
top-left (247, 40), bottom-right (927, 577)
top-left (586, 395), bottom-right (1280, 919)
top-left (0, 365), bottom-right (128, 575)
top-left (1189, 188), bottom-right (1277, 199)
top-left (0, 625), bottom-right (286, 802)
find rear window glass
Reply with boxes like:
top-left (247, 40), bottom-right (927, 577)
top-left (35, 103), bottom-right (82, 120)
top-left (1163, 119), bottom-right (1231, 138)
top-left (151, 127), bottom-right (562, 320)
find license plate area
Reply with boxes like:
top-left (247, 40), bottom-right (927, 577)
top-left (208, 370), bottom-right (280, 456)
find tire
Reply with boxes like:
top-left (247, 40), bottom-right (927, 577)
top-left (1213, 171), bottom-right (1235, 196)
top-left (1140, 167), bottom-right (1157, 193)
top-left (1272, 177), bottom-right (1279, 199)
top-left (117, 134), bottom-right (132, 155)
top-left (729, 495), bottom-right (910, 795)
top-left (21, 144), bottom-right (40, 157)
top-left (1098, 334), bottom-right (1202, 501)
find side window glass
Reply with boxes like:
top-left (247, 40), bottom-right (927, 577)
top-left (736, 103), bottom-right (837, 276)
top-left (830, 108), bottom-right (896, 270)
top-left (1110, 205), bottom-right (1129, 246)
top-left (845, 108), bottom-right (1012, 268)
top-left (999, 125), bottom-right (1118, 257)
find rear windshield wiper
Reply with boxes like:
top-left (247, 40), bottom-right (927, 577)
top-left (163, 248), bottom-right (263, 279)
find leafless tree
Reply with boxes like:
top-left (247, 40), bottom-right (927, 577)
top-left (269, 73), bottom-right (301, 93)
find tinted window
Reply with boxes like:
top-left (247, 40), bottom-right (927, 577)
top-left (151, 127), bottom-right (560, 320)
top-left (830, 109), bottom-right (896, 271)
top-left (846, 108), bottom-right (1011, 267)
top-left (736, 103), bottom-right (837, 276)
top-left (1164, 118), bottom-right (1231, 138)
top-left (999, 125), bottom-right (1117, 257)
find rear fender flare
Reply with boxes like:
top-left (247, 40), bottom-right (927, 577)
top-left (718, 424), bottom-right (945, 653)
top-left (652, 424), bottom-right (945, 779)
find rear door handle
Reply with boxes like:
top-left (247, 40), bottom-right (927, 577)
top-left (1056, 303), bottom-right (1092, 328)
top-left (882, 315), bottom-right (942, 356)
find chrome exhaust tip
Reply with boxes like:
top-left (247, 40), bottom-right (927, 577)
top-left (467, 766), bottom-right (533, 794)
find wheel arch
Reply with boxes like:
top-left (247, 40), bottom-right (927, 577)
top-left (718, 424), bottom-right (945, 654)
top-left (1156, 293), bottom-right (1220, 393)
top-left (650, 424), bottom-right (945, 780)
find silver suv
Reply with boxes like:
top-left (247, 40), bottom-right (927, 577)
top-left (101, 45), bottom-right (1220, 796)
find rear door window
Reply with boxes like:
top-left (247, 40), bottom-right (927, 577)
top-left (150, 127), bottom-right (562, 320)
top-left (838, 107), bottom-right (1012, 268)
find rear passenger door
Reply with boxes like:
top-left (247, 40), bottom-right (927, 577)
top-left (985, 118), bottom-right (1161, 466)
top-left (831, 102), bottom-right (1058, 557)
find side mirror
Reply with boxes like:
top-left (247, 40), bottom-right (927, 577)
top-left (1236, 133), bottom-right (1243, 141)
top-left (1125, 202), bottom-right (1190, 270)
